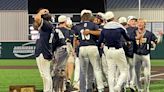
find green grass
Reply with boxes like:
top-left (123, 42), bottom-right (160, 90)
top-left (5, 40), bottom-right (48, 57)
top-left (0, 59), bottom-right (163, 66)
top-left (151, 59), bottom-right (164, 66)
top-left (0, 69), bottom-right (43, 92)
top-left (150, 81), bottom-right (164, 92)
top-left (0, 59), bottom-right (164, 92)
top-left (0, 59), bottom-right (36, 66)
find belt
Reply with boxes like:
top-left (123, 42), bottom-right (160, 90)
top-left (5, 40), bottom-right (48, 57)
top-left (106, 46), bottom-right (121, 49)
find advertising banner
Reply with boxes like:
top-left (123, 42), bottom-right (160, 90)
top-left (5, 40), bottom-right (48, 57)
top-left (0, 42), bottom-right (36, 59)
top-left (0, 40), bottom-right (164, 59)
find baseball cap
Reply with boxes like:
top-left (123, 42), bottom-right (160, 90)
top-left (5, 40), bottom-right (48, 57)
top-left (58, 15), bottom-right (67, 23)
top-left (80, 9), bottom-right (92, 16)
top-left (96, 12), bottom-right (104, 20)
top-left (104, 11), bottom-right (114, 20)
top-left (66, 17), bottom-right (72, 26)
top-left (127, 16), bottom-right (137, 22)
top-left (118, 17), bottom-right (127, 24)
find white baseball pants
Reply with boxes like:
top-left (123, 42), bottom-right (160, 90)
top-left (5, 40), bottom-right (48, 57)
top-left (126, 57), bottom-right (136, 86)
top-left (101, 53), bottom-right (108, 82)
top-left (73, 57), bottom-right (80, 89)
top-left (104, 46), bottom-right (128, 92)
top-left (36, 54), bottom-right (52, 92)
top-left (79, 46), bottom-right (104, 92)
top-left (134, 54), bottom-right (151, 92)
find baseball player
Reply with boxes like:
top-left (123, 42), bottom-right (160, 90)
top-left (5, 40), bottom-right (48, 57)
top-left (126, 16), bottom-right (138, 91)
top-left (72, 38), bottom-right (80, 91)
top-left (64, 17), bottom-right (76, 91)
top-left (34, 9), bottom-right (53, 92)
top-left (98, 11), bottom-right (142, 92)
top-left (118, 17), bottom-right (128, 28)
top-left (118, 16), bottom-right (138, 91)
top-left (133, 18), bottom-right (159, 92)
top-left (117, 16), bottom-right (128, 91)
top-left (93, 12), bottom-right (108, 87)
top-left (73, 9), bottom-right (104, 92)
top-left (93, 12), bottom-right (106, 27)
top-left (51, 15), bottom-right (72, 92)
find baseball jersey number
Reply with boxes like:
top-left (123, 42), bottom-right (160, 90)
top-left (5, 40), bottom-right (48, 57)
top-left (80, 29), bottom-right (90, 40)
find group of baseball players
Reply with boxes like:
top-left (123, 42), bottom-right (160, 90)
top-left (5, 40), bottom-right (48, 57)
top-left (33, 8), bottom-right (162, 92)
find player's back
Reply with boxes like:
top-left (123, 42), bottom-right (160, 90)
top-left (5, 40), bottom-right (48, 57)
top-left (98, 21), bottom-right (135, 49)
top-left (102, 28), bottom-right (124, 48)
top-left (73, 21), bottom-right (99, 46)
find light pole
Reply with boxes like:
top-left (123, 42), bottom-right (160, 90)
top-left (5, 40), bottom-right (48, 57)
top-left (139, 0), bottom-right (141, 18)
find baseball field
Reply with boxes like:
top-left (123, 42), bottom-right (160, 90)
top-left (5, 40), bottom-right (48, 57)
top-left (0, 59), bottom-right (164, 92)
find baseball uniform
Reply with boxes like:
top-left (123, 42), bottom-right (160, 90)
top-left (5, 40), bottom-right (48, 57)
top-left (98, 21), bottom-right (136, 92)
top-left (35, 18), bottom-right (53, 92)
top-left (133, 30), bottom-right (158, 92)
top-left (74, 21), bottom-right (104, 92)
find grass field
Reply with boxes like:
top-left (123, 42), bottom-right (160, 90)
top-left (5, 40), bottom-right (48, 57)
top-left (0, 59), bottom-right (164, 92)
top-left (0, 59), bottom-right (41, 92)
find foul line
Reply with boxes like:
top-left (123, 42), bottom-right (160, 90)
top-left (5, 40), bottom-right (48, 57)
top-left (141, 73), bottom-right (164, 80)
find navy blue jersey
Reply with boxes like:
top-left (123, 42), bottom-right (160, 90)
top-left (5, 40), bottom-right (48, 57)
top-left (75, 46), bottom-right (80, 57)
top-left (73, 21), bottom-right (99, 46)
top-left (58, 27), bottom-right (74, 45)
top-left (97, 24), bottom-right (104, 31)
top-left (72, 25), bottom-right (79, 57)
top-left (98, 22), bottom-right (135, 49)
top-left (51, 27), bottom-right (71, 52)
top-left (122, 27), bottom-right (137, 58)
top-left (96, 24), bottom-right (104, 57)
top-left (68, 29), bottom-right (75, 45)
top-left (35, 19), bottom-right (53, 60)
top-left (134, 30), bottom-right (158, 55)
top-left (58, 27), bottom-right (70, 42)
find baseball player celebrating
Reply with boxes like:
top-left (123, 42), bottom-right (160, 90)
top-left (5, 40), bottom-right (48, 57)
top-left (98, 11), bottom-right (142, 92)
top-left (34, 9), bottom-right (54, 92)
top-left (73, 9), bottom-right (104, 92)
top-left (93, 12), bottom-right (109, 87)
top-left (133, 18), bottom-right (159, 92)
top-left (122, 16), bottom-right (138, 91)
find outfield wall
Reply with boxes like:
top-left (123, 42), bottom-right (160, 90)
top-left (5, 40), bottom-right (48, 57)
top-left (0, 39), bottom-right (164, 59)
top-left (151, 38), bottom-right (164, 59)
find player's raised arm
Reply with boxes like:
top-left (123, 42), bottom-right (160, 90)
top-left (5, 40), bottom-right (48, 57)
top-left (151, 32), bottom-right (160, 44)
top-left (34, 9), bottom-right (49, 29)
